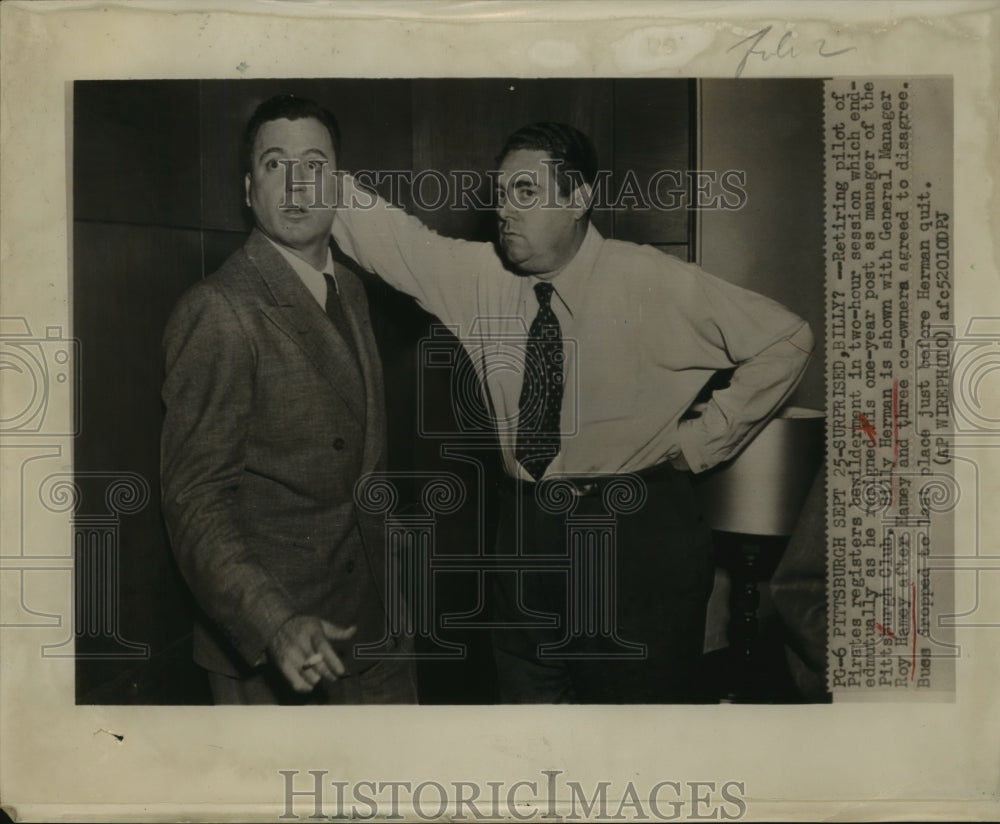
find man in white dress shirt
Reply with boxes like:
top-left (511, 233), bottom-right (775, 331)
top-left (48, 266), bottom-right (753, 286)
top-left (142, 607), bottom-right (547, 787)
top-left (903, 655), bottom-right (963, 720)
top-left (331, 122), bottom-right (813, 702)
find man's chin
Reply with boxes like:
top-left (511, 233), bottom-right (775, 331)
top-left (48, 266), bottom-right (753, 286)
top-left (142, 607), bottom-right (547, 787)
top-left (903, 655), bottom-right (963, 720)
top-left (500, 256), bottom-right (542, 278)
top-left (498, 254), bottom-right (532, 276)
top-left (499, 241), bottom-right (529, 268)
top-left (278, 219), bottom-right (334, 240)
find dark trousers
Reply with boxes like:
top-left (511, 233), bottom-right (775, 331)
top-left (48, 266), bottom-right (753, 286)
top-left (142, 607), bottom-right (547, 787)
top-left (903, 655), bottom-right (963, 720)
top-left (491, 465), bottom-right (714, 703)
top-left (206, 653), bottom-right (417, 705)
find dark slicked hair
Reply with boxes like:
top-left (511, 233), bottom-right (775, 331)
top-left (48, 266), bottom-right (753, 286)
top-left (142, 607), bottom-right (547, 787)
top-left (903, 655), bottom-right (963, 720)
top-left (241, 94), bottom-right (342, 173)
top-left (496, 122), bottom-right (599, 197)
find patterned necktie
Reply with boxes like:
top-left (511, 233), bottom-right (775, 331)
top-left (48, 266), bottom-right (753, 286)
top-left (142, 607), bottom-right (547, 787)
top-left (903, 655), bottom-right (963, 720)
top-left (515, 281), bottom-right (564, 480)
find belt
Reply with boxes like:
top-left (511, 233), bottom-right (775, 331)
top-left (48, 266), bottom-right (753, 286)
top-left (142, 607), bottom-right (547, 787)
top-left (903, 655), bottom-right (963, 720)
top-left (500, 461), bottom-right (679, 498)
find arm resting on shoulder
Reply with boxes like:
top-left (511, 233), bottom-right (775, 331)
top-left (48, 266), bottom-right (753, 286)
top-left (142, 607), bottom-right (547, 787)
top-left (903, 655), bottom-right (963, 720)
top-left (331, 173), bottom-right (491, 327)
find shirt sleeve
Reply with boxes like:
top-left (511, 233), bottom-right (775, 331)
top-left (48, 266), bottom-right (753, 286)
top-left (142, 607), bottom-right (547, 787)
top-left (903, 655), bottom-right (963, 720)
top-left (661, 263), bottom-right (815, 473)
top-left (331, 173), bottom-right (493, 329)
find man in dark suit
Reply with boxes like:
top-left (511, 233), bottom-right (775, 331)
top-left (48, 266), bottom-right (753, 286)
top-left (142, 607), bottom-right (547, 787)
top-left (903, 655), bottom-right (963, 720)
top-left (160, 95), bottom-right (415, 704)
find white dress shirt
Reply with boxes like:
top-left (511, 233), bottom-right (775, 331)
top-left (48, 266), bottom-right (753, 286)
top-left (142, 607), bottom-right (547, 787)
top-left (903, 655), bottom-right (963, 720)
top-left (264, 236), bottom-right (337, 307)
top-left (332, 176), bottom-right (814, 479)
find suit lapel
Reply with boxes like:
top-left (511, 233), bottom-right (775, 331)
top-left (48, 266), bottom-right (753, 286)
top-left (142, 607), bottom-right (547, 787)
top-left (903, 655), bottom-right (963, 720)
top-left (245, 231), bottom-right (366, 424)
top-left (332, 261), bottom-right (389, 614)
top-left (335, 262), bottom-right (386, 477)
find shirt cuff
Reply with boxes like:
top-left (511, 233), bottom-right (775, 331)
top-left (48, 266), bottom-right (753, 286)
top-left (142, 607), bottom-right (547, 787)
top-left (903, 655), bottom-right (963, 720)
top-left (675, 419), bottom-right (711, 474)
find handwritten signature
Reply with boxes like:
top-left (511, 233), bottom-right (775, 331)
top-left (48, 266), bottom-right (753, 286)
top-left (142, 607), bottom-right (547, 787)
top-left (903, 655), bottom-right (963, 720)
top-left (728, 25), bottom-right (856, 78)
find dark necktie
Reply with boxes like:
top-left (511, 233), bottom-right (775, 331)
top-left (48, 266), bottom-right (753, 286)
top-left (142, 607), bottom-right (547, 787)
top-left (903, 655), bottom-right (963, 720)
top-left (515, 281), bottom-right (564, 480)
top-left (323, 272), bottom-right (359, 361)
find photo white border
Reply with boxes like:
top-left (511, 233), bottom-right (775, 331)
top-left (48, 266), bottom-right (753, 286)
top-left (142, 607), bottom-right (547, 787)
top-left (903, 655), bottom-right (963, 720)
top-left (1, 1), bottom-right (998, 820)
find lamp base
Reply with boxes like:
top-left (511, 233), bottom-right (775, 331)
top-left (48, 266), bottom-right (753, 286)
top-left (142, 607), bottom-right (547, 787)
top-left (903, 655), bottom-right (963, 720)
top-left (703, 531), bottom-right (821, 703)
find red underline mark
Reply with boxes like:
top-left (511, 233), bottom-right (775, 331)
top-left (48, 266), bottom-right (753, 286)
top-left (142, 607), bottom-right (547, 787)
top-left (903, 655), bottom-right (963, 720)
top-left (875, 622), bottom-right (896, 640)
top-left (829, 420), bottom-right (876, 439)
top-left (857, 414), bottom-right (877, 446)
top-left (910, 581), bottom-right (917, 681)
top-left (892, 379), bottom-right (901, 507)
top-left (892, 379), bottom-right (900, 467)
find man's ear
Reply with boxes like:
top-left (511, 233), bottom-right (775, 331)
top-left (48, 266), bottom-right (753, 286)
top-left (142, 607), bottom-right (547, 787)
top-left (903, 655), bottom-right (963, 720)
top-left (244, 172), bottom-right (251, 208)
top-left (571, 182), bottom-right (593, 220)
top-left (327, 167), bottom-right (341, 209)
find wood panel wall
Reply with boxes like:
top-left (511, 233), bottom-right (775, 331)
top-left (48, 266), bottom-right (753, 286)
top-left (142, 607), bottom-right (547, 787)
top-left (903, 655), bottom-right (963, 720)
top-left (73, 79), bottom-right (695, 703)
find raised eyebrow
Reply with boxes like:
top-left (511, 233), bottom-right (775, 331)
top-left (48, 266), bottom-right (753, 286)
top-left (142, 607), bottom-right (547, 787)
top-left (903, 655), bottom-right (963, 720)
top-left (258, 148), bottom-right (331, 160)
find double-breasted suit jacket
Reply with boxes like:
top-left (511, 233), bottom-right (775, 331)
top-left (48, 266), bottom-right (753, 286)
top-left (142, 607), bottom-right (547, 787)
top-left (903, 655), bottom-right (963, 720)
top-left (161, 229), bottom-right (390, 678)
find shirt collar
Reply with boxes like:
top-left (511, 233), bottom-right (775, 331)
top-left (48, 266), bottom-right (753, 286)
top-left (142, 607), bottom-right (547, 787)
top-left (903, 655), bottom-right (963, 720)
top-left (262, 236), bottom-right (335, 306)
top-left (266, 237), bottom-right (335, 276)
top-left (530, 222), bottom-right (604, 318)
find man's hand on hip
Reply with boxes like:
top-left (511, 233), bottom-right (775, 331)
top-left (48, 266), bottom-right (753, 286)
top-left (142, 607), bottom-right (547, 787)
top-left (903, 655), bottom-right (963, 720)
top-left (267, 615), bottom-right (357, 693)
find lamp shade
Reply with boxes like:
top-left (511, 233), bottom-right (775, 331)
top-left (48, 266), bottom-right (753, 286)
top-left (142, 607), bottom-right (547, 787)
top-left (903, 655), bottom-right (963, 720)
top-left (693, 407), bottom-right (825, 537)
